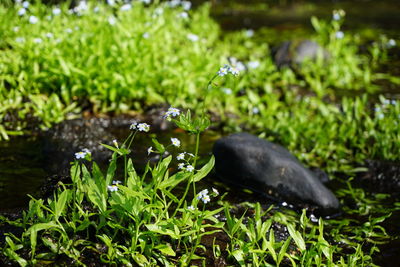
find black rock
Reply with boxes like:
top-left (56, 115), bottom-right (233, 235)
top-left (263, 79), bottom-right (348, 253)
top-left (273, 40), bottom-right (329, 68)
top-left (213, 133), bottom-right (339, 211)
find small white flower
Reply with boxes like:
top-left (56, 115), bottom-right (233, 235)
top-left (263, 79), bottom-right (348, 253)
top-left (247, 60), bottom-right (260, 69)
top-left (74, 1), bottom-right (88, 14)
top-left (147, 146), bottom-right (154, 155)
top-left (153, 7), bottom-right (164, 16)
top-left (202, 194), bottom-right (210, 203)
top-left (13, 26), bottom-right (20, 32)
top-left (129, 122), bottom-right (138, 130)
top-left (53, 7), bottom-right (61, 15)
top-left (75, 151), bottom-right (86, 159)
top-left (107, 0), bottom-right (115, 6)
top-left (222, 88), bottom-right (232, 95)
top-left (388, 39), bottom-right (396, 48)
top-left (212, 188), bottom-right (219, 196)
top-left (112, 180), bottom-right (122, 185)
top-left (333, 13), bottom-right (340, 21)
top-left (229, 66), bottom-right (240, 76)
top-left (22, 1), bottom-right (29, 8)
top-left (335, 31), bottom-right (344, 39)
top-left (177, 153), bottom-right (185, 160)
top-left (171, 138), bottom-right (180, 147)
top-left (93, 6), bottom-right (100, 13)
top-left (65, 28), bottom-right (73, 33)
top-left (107, 185), bottom-right (118, 192)
top-left (252, 107), bottom-right (260, 114)
top-left (186, 165), bottom-right (194, 172)
top-left (245, 29), bottom-right (254, 37)
top-left (29, 15), bottom-right (38, 24)
top-left (18, 8), bottom-right (26, 16)
top-left (33, 37), bottom-right (42, 44)
top-left (137, 123), bottom-right (150, 132)
top-left (178, 163), bottom-right (186, 170)
top-left (167, 0), bottom-right (181, 8)
top-left (217, 65), bottom-right (230, 76)
top-left (139, 0), bottom-right (151, 4)
top-left (108, 16), bottom-right (117, 25)
top-left (120, 4), bottom-right (132, 11)
top-left (113, 139), bottom-right (118, 147)
top-left (187, 33), bottom-right (199, 42)
top-left (178, 11), bottom-right (188, 19)
top-left (181, 1), bottom-right (191, 10)
top-left (45, 32), bottom-right (53, 38)
top-left (187, 205), bottom-right (195, 211)
top-left (164, 107), bottom-right (180, 119)
top-left (143, 32), bottom-right (150, 39)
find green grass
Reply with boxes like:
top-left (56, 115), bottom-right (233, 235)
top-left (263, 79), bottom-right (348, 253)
top-left (1, 1), bottom-right (399, 266)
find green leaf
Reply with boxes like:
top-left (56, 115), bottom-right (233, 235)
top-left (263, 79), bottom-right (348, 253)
top-left (155, 244), bottom-right (176, 256)
top-left (192, 155), bottom-right (214, 182)
top-left (54, 189), bottom-right (70, 220)
top-left (286, 224), bottom-right (306, 252)
top-left (152, 138), bottom-right (165, 154)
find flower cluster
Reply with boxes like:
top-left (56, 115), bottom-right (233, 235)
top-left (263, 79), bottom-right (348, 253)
top-left (217, 64), bottom-right (240, 77)
top-left (164, 107), bottom-right (180, 120)
top-left (130, 122), bottom-right (150, 132)
top-left (75, 148), bottom-right (91, 160)
top-left (197, 189), bottom-right (210, 203)
top-left (107, 180), bottom-right (121, 192)
top-left (332, 9), bottom-right (345, 21)
top-left (178, 163), bottom-right (194, 172)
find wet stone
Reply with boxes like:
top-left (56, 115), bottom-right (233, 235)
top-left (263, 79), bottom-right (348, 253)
top-left (212, 132), bottom-right (340, 212)
top-left (273, 40), bottom-right (329, 68)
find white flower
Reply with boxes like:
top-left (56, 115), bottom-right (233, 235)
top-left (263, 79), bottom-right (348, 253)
top-left (212, 187), bottom-right (219, 196)
top-left (137, 123), bottom-right (150, 132)
top-left (93, 6), bottom-right (100, 13)
top-left (335, 31), bottom-right (344, 39)
top-left (177, 153), bottom-right (185, 160)
top-left (153, 7), bottom-right (164, 16)
top-left (120, 4), bottom-right (132, 11)
top-left (45, 32), bottom-right (53, 38)
top-left (186, 165), bottom-right (194, 172)
top-left (252, 107), bottom-right (260, 114)
top-left (222, 88), bottom-right (232, 95)
top-left (143, 32), bottom-right (150, 39)
top-left (29, 15), bottom-right (38, 24)
top-left (147, 146), bottom-right (154, 155)
top-left (171, 137), bottom-right (180, 147)
top-left (388, 39), bottom-right (396, 48)
top-left (75, 151), bottom-right (86, 159)
top-left (75, 148), bottom-right (90, 159)
top-left (108, 16), bottom-right (117, 25)
top-left (139, 0), bottom-right (151, 4)
top-left (74, 1), bottom-right (88, 14)
top-left (129, 122), bottom-right (137, 130)
top-left (178, 163), bottom-right (185, 170)
top-left (113, 139), bottom-right (118, 147)
top-left (333, 13), bottom-right (340, 21)
top-left (15, 37), bottom-right (25, 43)
top-left (107, 0), bottom-right (115, 6)
top-left (33, 38), bottom-right (42, 44)
top-left (22, 1), bottom-right (29, 8)
top-left (167, 0), bottom-right (181, 8)
top-left (181, 1), bottom-right (191, 10)
top-left (53, 7), bottom-right (61, 15)
top-left (164, 107), bottom-right (180, 119)
top-left (65, 28), bottom-right (73, 33)
top-left (197, 189), bottom-right (210, 203)
top-left (217, 65), bottom-right (230, 76)
top-left (178, 11), bottom-right (188, 19)
top-left (112, 180), bottom-right (122, 185)
top-left (187, 205), bottom-right (195, 211)
top-left (18, 8), bottom-right (26, 16)
top-left (247, 60), bottom-right (260, 69)
top-left (187, 33), bottom-right (199, 42)
top-left (107, 185), bottom-right (118, 192)
top-left (245, 29), bottom-right (254, 37)
top-left (229, 67), bottom-right (240, 76)
top-left (13, 26), bottom-right (19, 32)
